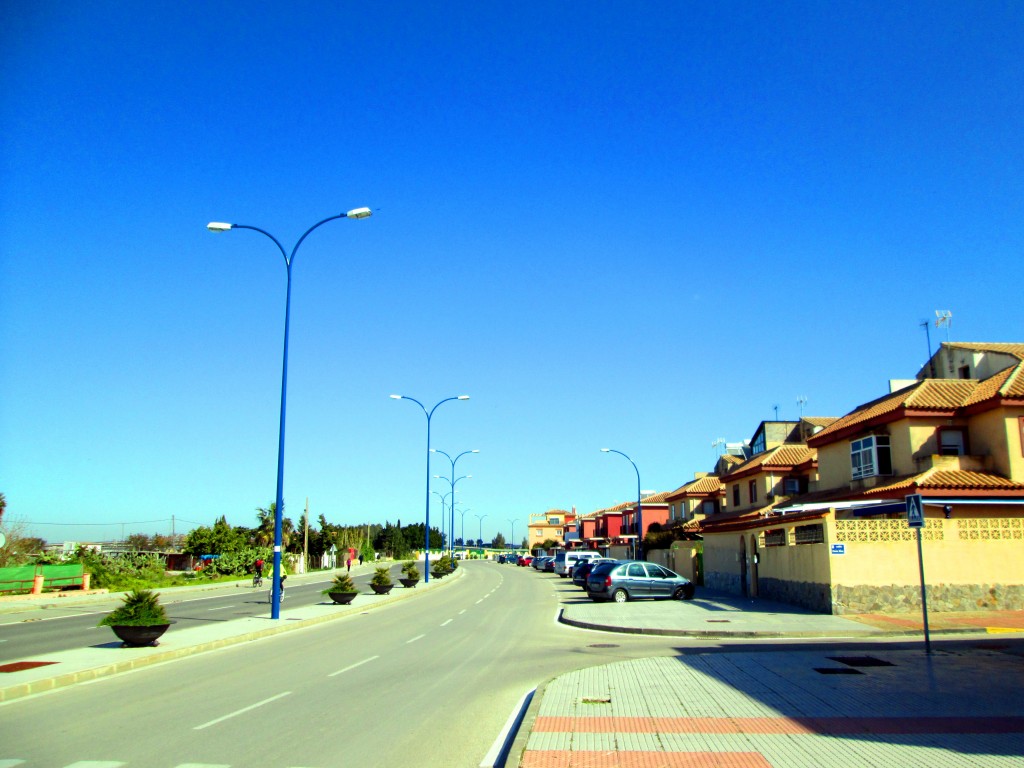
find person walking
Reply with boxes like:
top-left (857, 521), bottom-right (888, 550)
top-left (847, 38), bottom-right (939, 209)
top-left (346, 556), bottom-right (352, 574)
top-left (358, 553), bottom-right (364, 566)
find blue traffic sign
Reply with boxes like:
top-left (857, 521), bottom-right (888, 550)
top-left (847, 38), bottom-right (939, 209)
top-left (905, 494), bottom-right (924, 528)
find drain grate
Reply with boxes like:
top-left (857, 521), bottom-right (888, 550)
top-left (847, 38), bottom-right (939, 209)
top-left (814, 667), bottom-right (863, 675)
top-left (706, 619), bottom-right (731, 623)
top-left (588, 643), bottom-right (620, 648)
top-left (0, 661), bottom-right (59, 673)
top-left (581, 696), bottom-right (612, 704)
top-left (828, 656), bottom-right (895, 668)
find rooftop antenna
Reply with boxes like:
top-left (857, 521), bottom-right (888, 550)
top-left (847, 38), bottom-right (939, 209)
top-left (711, 437), bottom-right (726, 458)
top-left (920, 319), bottom-right (935, 378)
top-left (772, 404), bottom-right (779, 421)
top-left (797, 395), bottom-right (808, 418)
top-left (935, 310), bottom-right (953, 374)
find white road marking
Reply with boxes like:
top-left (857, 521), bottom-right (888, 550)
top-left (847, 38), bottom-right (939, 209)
top-left (406, 634), bottom-right (425, 644)
top-left (0, 760), bottom-right (27, 767)
top-left (63, 762), bottom-right (125, 767)
top-left (475, 599), bottom-right (483, 604)
top-left (0, 611), bottom-right (106, 627)
top-left (193, 691), bottom-right (291, 730)
top-left (440, 619), bottom-right (452, 626)
top-left (206, 605), bottom-right (236, 611)
top-left (459, 609), bottom-right (467, 614)
top-left (328, 655), bottom-right (379, 678)
top-left (174, 764), bottom-right (231, 767)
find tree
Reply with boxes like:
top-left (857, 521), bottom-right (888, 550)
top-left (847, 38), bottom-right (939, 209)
top-left (184, 516), bottom-right (245, 555)
top-left (491, 532), bottom-right (507, 549)
top-left (0, 491), bottom-right (6, 524)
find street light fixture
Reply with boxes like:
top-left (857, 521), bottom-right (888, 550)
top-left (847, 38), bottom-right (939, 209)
top-left (474, 513), bottom-right (488, 549)
top-left (206, 207), bottom-right (372, 619)
top-left (508, 518), bottom-right (518, 551)
top-left (455, 506), bottom-right (471, 554)
top-left (391, 394), bottom-right (469, 581)
top-left (431, 448), bottom-right (479, 557)
top-left (601, 448), bottom-right (644, 561)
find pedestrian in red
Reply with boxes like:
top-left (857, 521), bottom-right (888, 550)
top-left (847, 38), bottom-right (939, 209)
top-left (346, 556), bottom-right (352, 574)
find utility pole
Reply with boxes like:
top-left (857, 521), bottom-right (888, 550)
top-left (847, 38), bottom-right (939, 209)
top-left (303, 497), bottom-right (309, 573)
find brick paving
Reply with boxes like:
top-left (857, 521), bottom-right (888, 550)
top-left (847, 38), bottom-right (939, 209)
top-left (517, 650), bottom-right (1024, 767)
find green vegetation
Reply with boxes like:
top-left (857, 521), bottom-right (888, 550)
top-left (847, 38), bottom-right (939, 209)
top-left (370, 566), bottom-right (393, 588)
top-left (98, 589), bottom-right (169, 627)
top-left (322, 573), bottom-right (357, 595)
top-left (400, 561), bottom-right (420, 580)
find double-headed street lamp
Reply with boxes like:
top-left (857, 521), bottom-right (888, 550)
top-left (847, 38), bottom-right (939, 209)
top-left (456, 506), bottom-right (471, 553)
top-left (431, 448), bottom-right (479, 557)
top-left (601, 448), bottom-right (643, 561)
top-left (474, 513), bottom-right (488, 549)
top-left (508, 518), bottom-right (518, 551)
top-left (207, 207), bottom-right (372, 619)
top-left (391, 394), bottom-right (469, 581)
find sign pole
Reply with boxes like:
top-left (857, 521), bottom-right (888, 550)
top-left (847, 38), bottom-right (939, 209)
top-left (906, 493), bottom-right (931, 655)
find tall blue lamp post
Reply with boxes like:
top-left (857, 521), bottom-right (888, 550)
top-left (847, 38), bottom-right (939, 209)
top-left (207, 207), bottom-right (372, 619)
top-left (508, 519), bottom-right (517, 551)
top-left (601, 448), bottom-right (643, 560)
top-left (457, 506), bottom-right (471, 555)
top-left (475, 513), bottom-right (489, 550)
top-left (391, 394), bottom-right (469, 581)
top-left (431, 448), bottom-right (479, 557)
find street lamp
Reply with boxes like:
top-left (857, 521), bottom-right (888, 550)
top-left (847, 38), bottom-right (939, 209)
top-left (601, 448), bottom-right (643, 560)
top-left (475, 513), bottom-right (488, 549)
top-left (391, 394), bottom-right (469, 582)
top-left (207, 207), bottom-right (371, 619)
top-left (508, 518), bottom-right (517, 551)
top-left (432, 487), bottom-right (455, 546)
top-left (456, 506), bottom-right (471, 554)
top-left (431, 448), bottom-right (479, 557)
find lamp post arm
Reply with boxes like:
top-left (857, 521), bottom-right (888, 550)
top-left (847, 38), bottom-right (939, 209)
top-left (229, 225), bottom-right (289, 267)
top-left (289, 213), bottom-right (348, 266)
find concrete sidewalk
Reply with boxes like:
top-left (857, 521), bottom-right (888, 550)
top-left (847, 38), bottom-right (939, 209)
top-left (516, 647), bottom-right (1024, 767)
top-left (0, 566), bottom-right (462, 703)
top-left (559, 588), bottom-right (1024, 638)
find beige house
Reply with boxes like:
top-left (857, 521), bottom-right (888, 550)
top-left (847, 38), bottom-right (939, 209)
top-left (699, 342), bottom-right (1024, 613)
top-left (528, 508), bottom-right (574, 552)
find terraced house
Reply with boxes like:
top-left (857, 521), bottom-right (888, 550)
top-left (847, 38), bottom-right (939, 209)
top-left (699, 342), bottom-right (1024, 614)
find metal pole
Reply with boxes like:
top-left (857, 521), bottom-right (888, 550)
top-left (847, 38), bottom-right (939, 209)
top-left (916, 528), bottom-right (932, 655)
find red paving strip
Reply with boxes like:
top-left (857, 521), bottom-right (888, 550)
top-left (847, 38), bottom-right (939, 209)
top-left (520, 751), bottom-right (772, 768)
top-left (0, 661), bottom-right (59, 673)
top-left (533, 715), bottom-right (1024, 735)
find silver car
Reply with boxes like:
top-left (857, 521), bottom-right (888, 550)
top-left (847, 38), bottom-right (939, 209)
top-left (586, 560), bottom-right (695, 603)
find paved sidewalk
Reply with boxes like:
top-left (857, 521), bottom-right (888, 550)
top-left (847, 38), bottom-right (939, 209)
top-left (559, 588), bottom-right (1024, 638)
top-left (0, 566), bottom-right (462, 703)
top-left (517, 648), bottom-right (1024, 767)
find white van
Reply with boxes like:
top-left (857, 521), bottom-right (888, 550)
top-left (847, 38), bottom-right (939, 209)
top-left (554, 550), bottom-right (602, 577)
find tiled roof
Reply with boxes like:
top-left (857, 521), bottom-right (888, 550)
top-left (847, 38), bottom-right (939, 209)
top-left (861, 469), bottom-right (1024, 495)
top-left (803, 416), bottom-right (838, 427)
top-left (943, 342), bottom-right (1024, 360)
top-left (667, 475), bottom-right (724, 498)
top-left (722, 444), bottom-right (816, 479)
top-left (640, 491), bottom-right (672, 503)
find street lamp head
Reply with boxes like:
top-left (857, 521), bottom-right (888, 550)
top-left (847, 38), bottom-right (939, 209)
top-left (207, 222), bottom-right (233, 232)
top-left (600, 448), bottom-right (610, 452)
top-left (389, 394), bottom-right (402, 400)
top-left (457, 395), bottom-right (470, 400)
top-left (345, 207), bottom-right (373, 219)
top-left (471, 449), bottom-right (480, 453)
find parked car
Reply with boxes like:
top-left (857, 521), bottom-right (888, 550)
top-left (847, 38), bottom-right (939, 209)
top-left (553, 550), bottom-right (604, 577)
top-left (572, 558), bottom-right (616, 587)
top-left (542, 557), bottom-right (556, 573)
top-left (518, 555), bottom-right (534, 567)
top-left (586, 560), bottom-right (695, 603)
top-left (532, 556), bottom-right (551, 571)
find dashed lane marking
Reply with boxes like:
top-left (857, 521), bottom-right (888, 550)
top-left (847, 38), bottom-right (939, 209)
top-left (327, 655), bottom-right (379, 678)
top-left (440, 619), bottom-right (453, 626)
top-left (406, 634), bottom-right (425, 644)
top-left (194, 691), bottom-right (291, 730)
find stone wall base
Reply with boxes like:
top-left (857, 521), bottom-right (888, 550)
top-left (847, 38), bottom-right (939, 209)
top-left (757, 577), bottom-right (832, 613)
top-left (831, 583), bottom-right (1024, 615)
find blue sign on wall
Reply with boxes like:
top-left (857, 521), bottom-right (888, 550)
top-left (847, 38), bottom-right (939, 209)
top-left (830, 543), bottom-right (846, 555)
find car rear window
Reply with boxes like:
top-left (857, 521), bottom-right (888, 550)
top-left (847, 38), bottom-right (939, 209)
top-left (589, 562), bottom-right (616, 577)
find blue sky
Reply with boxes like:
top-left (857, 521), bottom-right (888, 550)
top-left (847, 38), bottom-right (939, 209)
top-left (2, 2), bottom-right (1022, 545)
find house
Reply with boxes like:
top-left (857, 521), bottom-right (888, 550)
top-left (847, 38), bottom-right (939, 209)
top-left (700, 342), bottom-right (1024, 614)
top-left (527, 508), bottom-right (575, 552)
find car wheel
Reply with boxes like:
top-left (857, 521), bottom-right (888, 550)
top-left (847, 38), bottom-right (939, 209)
top-left (672, 586), bottom-right (685, 600)
top-left (613, 589), bottom-right (629, 604)
top-left (682, 583), bottom-right (695, 600)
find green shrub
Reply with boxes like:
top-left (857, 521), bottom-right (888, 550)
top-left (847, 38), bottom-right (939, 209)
top-left (322, 573), bottom-right (356, 595)
top-left (98, 590), bottom-right (169, 627)
top-left (370, 566), bottom-right (393, 588)
top-left (401, 561), bottom-right (420, 580)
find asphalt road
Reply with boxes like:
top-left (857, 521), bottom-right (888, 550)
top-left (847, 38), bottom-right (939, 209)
top-left (0, 561), bottom-right (702, 767)
top-left (0, 567), bottom-right (385, 662)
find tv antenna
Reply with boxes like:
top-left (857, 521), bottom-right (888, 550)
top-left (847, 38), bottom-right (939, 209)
top-left (772, 404), bottom-right (779, 421)
top-left (797, 395), bottom-right (808, 418)
top-left (935, 310), bottom-right (953, 342)
top-left (711, 437), bottom-right (726, 458)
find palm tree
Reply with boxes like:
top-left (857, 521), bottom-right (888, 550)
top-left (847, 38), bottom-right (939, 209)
top-left (255, 503), bottom-right (293, 549)
top-left (0, 491), bottom-right (6, 524)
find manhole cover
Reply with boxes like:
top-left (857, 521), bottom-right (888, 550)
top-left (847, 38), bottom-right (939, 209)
top-left (0, 661), bottom-right (59, 673)
top-left (588, 643), bottom-right (620, 648)
top-left (814, 667), bottom-right (863, 675)
top-left (828, 656), bottom-right (894, 668)
top-left (707, 619), bottom-right (731, 623)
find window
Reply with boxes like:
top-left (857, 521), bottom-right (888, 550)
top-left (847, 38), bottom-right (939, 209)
top-left (783, 477), bottom-right (802, 495)
top-left (958, 365), bottom-right (970, 379)
top-left (702, 500), bottom-right (716, 516)
top-left (764, 529), bottom-right (786, 547)
top-left (547, 517), bottom-right (560, 525)
top-left (626, 563), bottom-right (646, 578)
top-left (732, 484), bottom-right (740, 507)
top-left (851, 435), bottom-right (892, 479)
top-left (748, 480), bottom-right (757, 504)
top-left (534, 529), bottom-right (542, 536)
top-left (794, 524), bottom-right (824, 544)
top-left (939, 428), bottom-right (967, 456)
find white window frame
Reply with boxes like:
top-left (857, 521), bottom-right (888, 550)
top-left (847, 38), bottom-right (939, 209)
top-left (851, 435), bottom-right (891, 479)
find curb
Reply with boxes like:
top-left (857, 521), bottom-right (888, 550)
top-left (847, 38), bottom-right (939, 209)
top-left (556, 609), bottom-right (991, 639)
top-left (0, 567), bottom-right (464, 704)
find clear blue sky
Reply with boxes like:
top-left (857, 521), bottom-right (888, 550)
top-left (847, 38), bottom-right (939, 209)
top-left (2, 2), bottom-right (1022, 545)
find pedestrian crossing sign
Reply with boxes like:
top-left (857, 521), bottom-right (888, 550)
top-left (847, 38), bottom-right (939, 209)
top-left (905, 494), bottom-right (924, 528)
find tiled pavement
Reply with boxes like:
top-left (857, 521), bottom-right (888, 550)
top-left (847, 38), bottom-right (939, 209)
top-left (518, 650), bottom-right (1024, 767)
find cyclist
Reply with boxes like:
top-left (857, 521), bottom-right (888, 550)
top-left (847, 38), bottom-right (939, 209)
top-left (252, 557), bottom-right (264, 588)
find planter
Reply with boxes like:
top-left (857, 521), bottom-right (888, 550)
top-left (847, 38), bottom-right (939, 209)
top-left (110, 624), bottom-right (170, 647)
top-left (430, 571), bottom-right (446, 579)
top-left (370, 584), bottom-right (394, 595)
top-left (399, 578), bottom-right (419, 588)
top-left (327, 591), bottom-right (357, 605)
